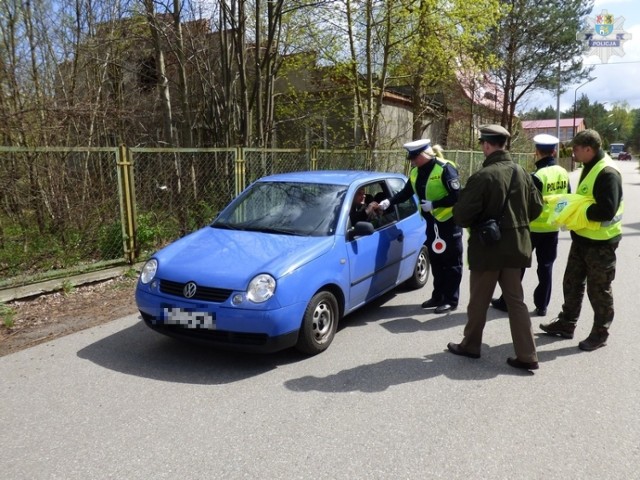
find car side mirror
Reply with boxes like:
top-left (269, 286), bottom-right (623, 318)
top-left (348, 221), bottom-right (374, 241)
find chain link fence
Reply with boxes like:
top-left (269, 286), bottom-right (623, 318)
top-left (129, 147), bottom-right (237, 261)
top-left (0, 147), bottom-right (124, 288)
top-left (0, 145), bottom-right (570, 289)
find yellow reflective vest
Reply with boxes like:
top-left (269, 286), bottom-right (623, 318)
top-left (545, 157), bottom-right (623, 238)
top-left (573, 157), bottom-right (623, 240)
top-left (545, 193), bottom-right (599, 231)
top-left (409, 159), bottom-right (454, 222)
top-left (530, 165), bottom-right (570, 233)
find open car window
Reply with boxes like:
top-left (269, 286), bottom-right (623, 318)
top-left (347, 180), bottom-right (403, 233)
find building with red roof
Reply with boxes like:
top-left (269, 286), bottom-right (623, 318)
top-left (521, 118), bottom-right (586, 144)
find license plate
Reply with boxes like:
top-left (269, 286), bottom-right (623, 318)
top-left (163, 307), bottom-right (216, 329)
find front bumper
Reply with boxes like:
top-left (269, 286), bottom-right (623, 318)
top-left (135, 287), bottom-right (304, 353)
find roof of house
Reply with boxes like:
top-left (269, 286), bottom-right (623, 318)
top-left (522, 118), bottom-right (584, 129)
top-left (456, 71), bottom-right (504, 111)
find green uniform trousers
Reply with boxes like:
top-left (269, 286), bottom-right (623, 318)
top-left (561, 240), bottom-right (618, 331)
top-left (461, 268), bottom-right (538, 363)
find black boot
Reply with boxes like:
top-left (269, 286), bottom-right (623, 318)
top-left (578, 328), bottom-right (609, 351)
top-left (540, 317), bottom-right (576, 339)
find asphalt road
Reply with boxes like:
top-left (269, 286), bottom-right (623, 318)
top-left (2, 161), bottom-right (639, 479)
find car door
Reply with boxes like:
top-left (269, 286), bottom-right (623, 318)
top-left (385, 177), bottom-right (426, 283)
top-left (345, 180), bottom-right (405, 309)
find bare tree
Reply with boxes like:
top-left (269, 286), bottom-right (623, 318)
top-left (143, 0), bottom-right (175, 145)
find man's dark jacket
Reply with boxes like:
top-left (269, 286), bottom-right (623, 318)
top-left (453, 150), bottom-right (544, 270)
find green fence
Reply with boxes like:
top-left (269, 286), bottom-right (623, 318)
top-left (0, 145), bottom-right (570, 289)
top-left (0, 146), bottom-right (125, 287)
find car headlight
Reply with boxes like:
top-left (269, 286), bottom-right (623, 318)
top-left (247, 274), bottom-right (276, 303)
top-left (140, 259), bottom-right (158, 284)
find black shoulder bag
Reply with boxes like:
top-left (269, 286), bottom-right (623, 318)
top-left (476, 165), bottom-right (517, 246)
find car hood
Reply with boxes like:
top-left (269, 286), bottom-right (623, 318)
top-left (153, 227), bottom-right (336, 289)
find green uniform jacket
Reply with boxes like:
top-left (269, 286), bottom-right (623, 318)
top-left (453, 150), bottom-right (544, 270)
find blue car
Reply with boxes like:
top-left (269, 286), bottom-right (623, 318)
top-left (135, 170), bottom-right (429, 354)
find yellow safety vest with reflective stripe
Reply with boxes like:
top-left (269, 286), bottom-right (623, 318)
top-left (574, 156), bottom-right (623, 240)
top-left (530, 165), bottom-right (570, 233)
top-left (409, 159), bottom-right (454, 222)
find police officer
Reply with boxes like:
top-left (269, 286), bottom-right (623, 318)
top-left (379, 139), bottom-right (463, 313)
top-left (540, 129), bottom-right (623, 351)
top-left (491, 133), bottom-right (570, 316)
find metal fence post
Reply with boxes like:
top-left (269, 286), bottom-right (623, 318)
top-left (118, 144), bottom-right (136, 263)
top-left (235, 147), bottom-right (246, 196)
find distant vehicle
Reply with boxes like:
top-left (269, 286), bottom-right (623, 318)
top-left (135, 170), bottom-right (430, 355)
top-left (618, 151), bottom-right (632, 161)
top-left (609, 143), bottom-right (625, 159)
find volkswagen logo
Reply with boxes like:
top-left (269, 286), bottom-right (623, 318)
top-left (183, 282), bottom-right (197, 298)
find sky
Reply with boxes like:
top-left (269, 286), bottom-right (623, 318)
top-left (521, 0), bottom-right (640, 114)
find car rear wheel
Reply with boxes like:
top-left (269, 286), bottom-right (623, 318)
top-left (295, 291), bottom-right (339, 355)
top-left (405, 245), bottom-right (430, 289)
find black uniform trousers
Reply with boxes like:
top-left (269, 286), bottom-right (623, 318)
top-left (497, 230), bottom-right (558, 310)
top-left (529, 231), bottom-right (559, 310)
top-left (426, 216), bottom-right (463, 306)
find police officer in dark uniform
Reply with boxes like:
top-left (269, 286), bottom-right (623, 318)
top-left (378, 139), bottom-right (463, 313)
top-left (491, 134), bottom-right (570, 316)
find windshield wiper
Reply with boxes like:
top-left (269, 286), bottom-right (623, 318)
top-left (211, 221), bottom-right (239, 230)
top-left (215, 219), bottom-right (304, 235)
top-left (251, 227), bottom-right (303, 236)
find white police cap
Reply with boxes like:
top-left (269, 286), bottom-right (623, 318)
top-left (533, 133), bottom-right (559, 147)
top-left (403, 139), bottom-right (435, 158)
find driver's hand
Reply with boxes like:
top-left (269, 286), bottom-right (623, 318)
top-left (365, 202), bottom-right (379, 215)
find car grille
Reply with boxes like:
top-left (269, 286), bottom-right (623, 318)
top-left (159, 279), bottom-right (233, 303)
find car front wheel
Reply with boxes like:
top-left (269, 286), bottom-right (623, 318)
top-left (295, 291), bottom-right (339, 355)
top-left (405, 245), bottom-right (430, 289)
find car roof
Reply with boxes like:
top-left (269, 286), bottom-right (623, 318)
top-left (257, 170), bottom-right (406, 186)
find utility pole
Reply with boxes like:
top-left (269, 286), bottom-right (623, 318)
top-left (556, 63), bottom-right (561, 141)
top-left (573, 78), bottom-right (597, 139)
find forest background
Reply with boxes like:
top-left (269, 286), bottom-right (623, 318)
top-left (4, 0), bottom-right (639, 152)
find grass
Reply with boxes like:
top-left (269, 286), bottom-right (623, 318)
top-left (0, 303), bottom-right (16, 328)
top-left (61, 280), bottom-right (75, 295)
top-left (123, 267), bottom-right (138, 280)
top-left (108, 275), bottom-right (138, 292)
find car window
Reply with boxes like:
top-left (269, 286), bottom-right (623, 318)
top-left (347, 179), bottom-right (407, 235)
top-left (213, 181), bottom-right (346, 236)
top-left (387, 177), bottom-right (418, 220)
top-left (346, 181), bottom-right (384, 231)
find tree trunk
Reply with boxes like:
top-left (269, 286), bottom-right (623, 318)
top-left (144, 0), bottom-right (174, 146)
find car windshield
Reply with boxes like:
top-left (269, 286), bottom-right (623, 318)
top-left (212, 181), bottom-right (347, 236)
